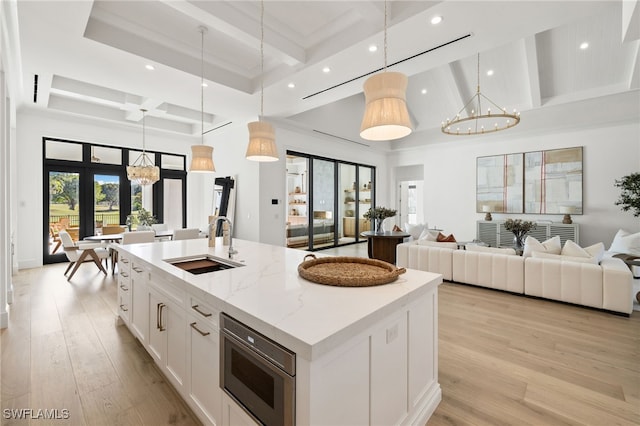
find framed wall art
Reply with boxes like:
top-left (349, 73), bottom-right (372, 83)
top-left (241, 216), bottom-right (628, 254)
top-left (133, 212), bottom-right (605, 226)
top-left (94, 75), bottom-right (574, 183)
top-left (524, 147), bottom-right (583, 214)
top-left (476, 153), bottom-right (524, 213)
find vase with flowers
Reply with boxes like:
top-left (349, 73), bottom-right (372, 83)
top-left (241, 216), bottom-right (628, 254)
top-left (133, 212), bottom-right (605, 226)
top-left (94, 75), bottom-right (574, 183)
top-left (363, 206), bottom-right (397, 233)
top-left (504, 218), bottom-right (536, 254)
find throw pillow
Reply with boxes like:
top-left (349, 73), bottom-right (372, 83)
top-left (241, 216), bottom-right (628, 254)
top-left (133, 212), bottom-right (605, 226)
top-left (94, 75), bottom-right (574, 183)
top-left (609, 229), bottom-right (640, 256)
top-left (405, 223), bottom-right (427, 240)
top-left (584, 242), bottom-right (605, 263)
top-left (522, 235), bottom-right (561, 258)
top-left (437, 232), bottom-right (456, 243)
top-left (561, 240), bottom-right (590, 258)
top-left (532, 251), bottom-right (598, 265)
top-left (418, 228), bottom-right (439, 241)
top-left (466, 245), bottom-right (517, 256)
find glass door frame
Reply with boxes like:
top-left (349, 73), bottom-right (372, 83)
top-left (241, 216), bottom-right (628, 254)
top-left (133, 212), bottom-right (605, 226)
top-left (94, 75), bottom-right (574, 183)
top-left (287, 150), bottom-right (376, 251)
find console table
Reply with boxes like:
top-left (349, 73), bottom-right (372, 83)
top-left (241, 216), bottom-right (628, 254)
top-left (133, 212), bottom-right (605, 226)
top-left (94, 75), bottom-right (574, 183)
top-left (361, 231), bottom-right (410, 265)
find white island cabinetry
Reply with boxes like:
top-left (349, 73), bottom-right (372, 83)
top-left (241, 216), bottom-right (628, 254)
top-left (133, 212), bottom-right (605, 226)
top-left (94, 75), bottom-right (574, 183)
top-left (147, 273), bottom-right (187, 393)
top-left (115, 239), bottom-right (441, 426)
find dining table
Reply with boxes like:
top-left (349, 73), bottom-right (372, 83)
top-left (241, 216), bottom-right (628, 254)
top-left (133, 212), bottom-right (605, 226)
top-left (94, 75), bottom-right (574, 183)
top-left (84, 229), bottom-right (174, 243)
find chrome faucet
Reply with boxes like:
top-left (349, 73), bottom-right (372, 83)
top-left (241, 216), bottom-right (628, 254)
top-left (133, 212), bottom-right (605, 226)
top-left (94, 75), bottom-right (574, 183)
top-left (215, 216), bottom-right (237, 258)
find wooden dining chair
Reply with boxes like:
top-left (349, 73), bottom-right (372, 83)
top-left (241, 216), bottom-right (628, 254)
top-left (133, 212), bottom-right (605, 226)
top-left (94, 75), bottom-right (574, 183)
top-left (59, 230), bottom-right (110, 280)
top-left (112, 231), bottom-right (156, 273)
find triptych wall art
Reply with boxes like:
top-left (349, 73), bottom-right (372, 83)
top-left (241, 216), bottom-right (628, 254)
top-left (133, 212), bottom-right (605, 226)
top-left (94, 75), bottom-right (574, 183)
top-left (477, 147), bottom-right (583, 215)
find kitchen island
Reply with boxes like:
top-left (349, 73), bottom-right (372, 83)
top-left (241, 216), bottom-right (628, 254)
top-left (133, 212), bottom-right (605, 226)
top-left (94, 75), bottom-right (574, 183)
top-left (115, 238), bottom-right (442, 425)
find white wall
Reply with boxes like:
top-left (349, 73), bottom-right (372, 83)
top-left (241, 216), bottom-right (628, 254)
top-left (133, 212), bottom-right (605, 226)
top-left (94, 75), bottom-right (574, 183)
top-left (389, 121), bottom-right (640, 247)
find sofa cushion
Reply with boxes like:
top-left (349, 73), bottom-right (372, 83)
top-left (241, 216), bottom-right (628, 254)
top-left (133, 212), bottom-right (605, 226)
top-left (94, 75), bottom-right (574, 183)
top-left (466, 245), bottom-right (517, 255)
top-left (405, 223), bottom-right (427, 240)
top-left (523, 235), bottom-right (561, 258)
top-left (437, 232), bottom-right (457, 243)
top-left (418, 228), bottom-right (439, 241)
top-left (561, 240), bottom-right (605, 263)
top-left (532, 251), bottom-right (599, 265)
top-left (609, 229), bottom-right (640, 256)
top-left (416, 240), bottom-right (458, 250)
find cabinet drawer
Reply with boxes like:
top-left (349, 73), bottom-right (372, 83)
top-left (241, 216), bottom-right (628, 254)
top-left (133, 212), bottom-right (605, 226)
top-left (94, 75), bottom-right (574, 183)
top-left (118, 251), bottom-right (132, 275)
top-left (188, 295), bottom-right (219, 328)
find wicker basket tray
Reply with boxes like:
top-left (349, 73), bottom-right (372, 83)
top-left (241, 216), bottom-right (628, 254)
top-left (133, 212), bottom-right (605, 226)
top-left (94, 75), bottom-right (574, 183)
top-left (298, 254), bottom-right (406, 287)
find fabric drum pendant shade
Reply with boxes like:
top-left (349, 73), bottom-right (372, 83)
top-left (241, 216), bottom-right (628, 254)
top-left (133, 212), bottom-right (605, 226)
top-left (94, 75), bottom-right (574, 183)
top-left (360, 72), bottom-right (413, 141)
top-left (246, 121), bottom-right (278, 162)
top-left (190, 144), bottom-right (215, 172)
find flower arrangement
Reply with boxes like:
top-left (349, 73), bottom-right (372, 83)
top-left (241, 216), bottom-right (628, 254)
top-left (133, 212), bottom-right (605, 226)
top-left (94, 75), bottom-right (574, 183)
top-left (504, 218), bottom-right (536, 239)
top-left (363, 206), bottom-right (397, 233)
top-left (363, 206), bottom-right (397, 222)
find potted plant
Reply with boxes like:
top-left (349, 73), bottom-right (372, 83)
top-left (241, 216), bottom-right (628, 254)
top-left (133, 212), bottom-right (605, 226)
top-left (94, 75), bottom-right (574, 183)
top-left (363, 206), bottom-right (397, 233)
top-left (135, 208), bottom-right (157, 231)
top-left (504, 218), bottom-right (536, 253)
top-left (614, 172), bottom-right (640, 217)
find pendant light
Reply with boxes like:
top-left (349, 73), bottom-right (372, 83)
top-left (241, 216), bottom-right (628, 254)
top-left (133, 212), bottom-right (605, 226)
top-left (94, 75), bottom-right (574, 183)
top-left (246, 0), bottom-right (278, 162)
top-left (190, 26), bottom-right (215, 173)
top-left (127, 109), bottom-right (160, 185)
top-left (360, 0), bottom-right (412, 141)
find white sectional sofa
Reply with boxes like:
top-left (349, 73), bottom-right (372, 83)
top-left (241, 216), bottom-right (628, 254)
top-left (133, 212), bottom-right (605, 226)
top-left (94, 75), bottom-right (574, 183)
top-left (396, 239), bottom-right (634, 315)
top-left (396, 240), bottom-right (457, 281)
top-left (452, 248), bottom-right (525, 293)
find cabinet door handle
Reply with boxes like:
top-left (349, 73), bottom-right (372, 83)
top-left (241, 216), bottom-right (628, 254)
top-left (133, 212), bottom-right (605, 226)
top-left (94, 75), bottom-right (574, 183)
top-left (120, 272), bottom-right (129, 278)
top-left (132, 266), bottom-right (143, 273)
top-left (119, 284), bottom-right (129, 291)
top-left (121, 259), bottom-right (129, 264)
top-left (119, 304), bottom-right (128, 312)
top-left (158, 303), bottom-right (166, 332)
top-left (191, 304), bottom-right (212, 318)
top-left (190, 322), bottom-right (210, 337)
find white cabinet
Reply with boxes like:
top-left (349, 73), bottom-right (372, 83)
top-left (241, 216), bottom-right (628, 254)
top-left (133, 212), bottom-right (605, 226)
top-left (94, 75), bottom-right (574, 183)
top-left (222, 393), bottom-right (258, 426)
top-left (130, 261), bottom-right (149, 343)
top-left (148, 282), bottom-right (187, 391)
top-left (187, 296), bottom-right (222, 425)
top-left (477, 220), bottom-right (579, 247)
top-left (117, 252), bottom-right (132, 324)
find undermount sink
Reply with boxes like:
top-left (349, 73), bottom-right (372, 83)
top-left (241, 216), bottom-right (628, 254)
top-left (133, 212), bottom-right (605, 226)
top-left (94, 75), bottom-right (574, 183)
top-left (165, 255), bottom-right (244, 275)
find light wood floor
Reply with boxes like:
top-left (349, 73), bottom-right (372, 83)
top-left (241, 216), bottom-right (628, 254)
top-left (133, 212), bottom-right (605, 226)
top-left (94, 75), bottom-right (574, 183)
top-left (2, 262), bottom-right (639, 425)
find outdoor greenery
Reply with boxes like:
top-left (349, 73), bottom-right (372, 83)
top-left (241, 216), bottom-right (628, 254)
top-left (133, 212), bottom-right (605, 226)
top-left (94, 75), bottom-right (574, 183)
top-left (363, 206), bottom-right (397, 221)
top-left (49, 172), bottom-right (79, 210)
top-left (504, 219), bottom-right (536, 238)
top-left (614, 172), bottom-right (640, 217)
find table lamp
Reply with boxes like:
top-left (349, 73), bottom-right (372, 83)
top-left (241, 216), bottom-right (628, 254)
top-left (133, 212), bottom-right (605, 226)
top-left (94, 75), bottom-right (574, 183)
top-left (482, 205), bottom-right (492, 221)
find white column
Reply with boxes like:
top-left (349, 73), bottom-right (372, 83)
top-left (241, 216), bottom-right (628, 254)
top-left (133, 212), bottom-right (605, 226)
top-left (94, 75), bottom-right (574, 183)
top-left (0, 70), bottom-right (9, 328)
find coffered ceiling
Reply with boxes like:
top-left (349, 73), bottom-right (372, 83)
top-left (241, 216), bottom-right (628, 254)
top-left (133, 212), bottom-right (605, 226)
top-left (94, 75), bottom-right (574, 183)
top-left (6, 0), bottom-right (640, 148)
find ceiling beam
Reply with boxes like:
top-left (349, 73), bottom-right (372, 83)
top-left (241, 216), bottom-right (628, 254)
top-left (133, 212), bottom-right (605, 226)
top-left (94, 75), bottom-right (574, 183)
top-left (523, 36), bottom-right (542, 109)
top-left (160, 0), bottom-right (305, 67)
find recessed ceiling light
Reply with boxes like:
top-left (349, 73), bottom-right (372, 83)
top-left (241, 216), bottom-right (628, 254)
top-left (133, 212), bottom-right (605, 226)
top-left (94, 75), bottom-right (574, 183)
top-left (580, 41), bottom-right (589, 50)
top-left (201, 82), bottom-right (208, 88)
top-left (145, 64), bottom-right (155, 71)
top-left (368, 44), bottom-right (378, 53)
top-left (486, 70), bottom-right (494, 76)
top-left (322, 66), bottom-right (331, 73)
top-left (288, 82), bottom-right (295, 89)
top-left (430, 16), bottom-right (443, 25)
top-left (421, 89), bottom-right (427, 95)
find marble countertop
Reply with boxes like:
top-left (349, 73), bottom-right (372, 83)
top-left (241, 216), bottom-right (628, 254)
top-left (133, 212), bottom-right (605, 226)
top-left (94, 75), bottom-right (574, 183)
top-left (118, 238), bottom-right (442, 360)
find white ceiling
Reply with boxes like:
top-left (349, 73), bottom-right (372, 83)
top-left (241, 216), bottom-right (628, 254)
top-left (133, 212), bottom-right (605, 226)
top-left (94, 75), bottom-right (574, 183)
top-left (6, 0), bottom-right (640, 149)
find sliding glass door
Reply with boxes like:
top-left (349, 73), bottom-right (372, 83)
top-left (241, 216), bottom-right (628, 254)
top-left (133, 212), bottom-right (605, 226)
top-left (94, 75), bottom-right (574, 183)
top-left (286, 151), bottom-right (375, 251)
